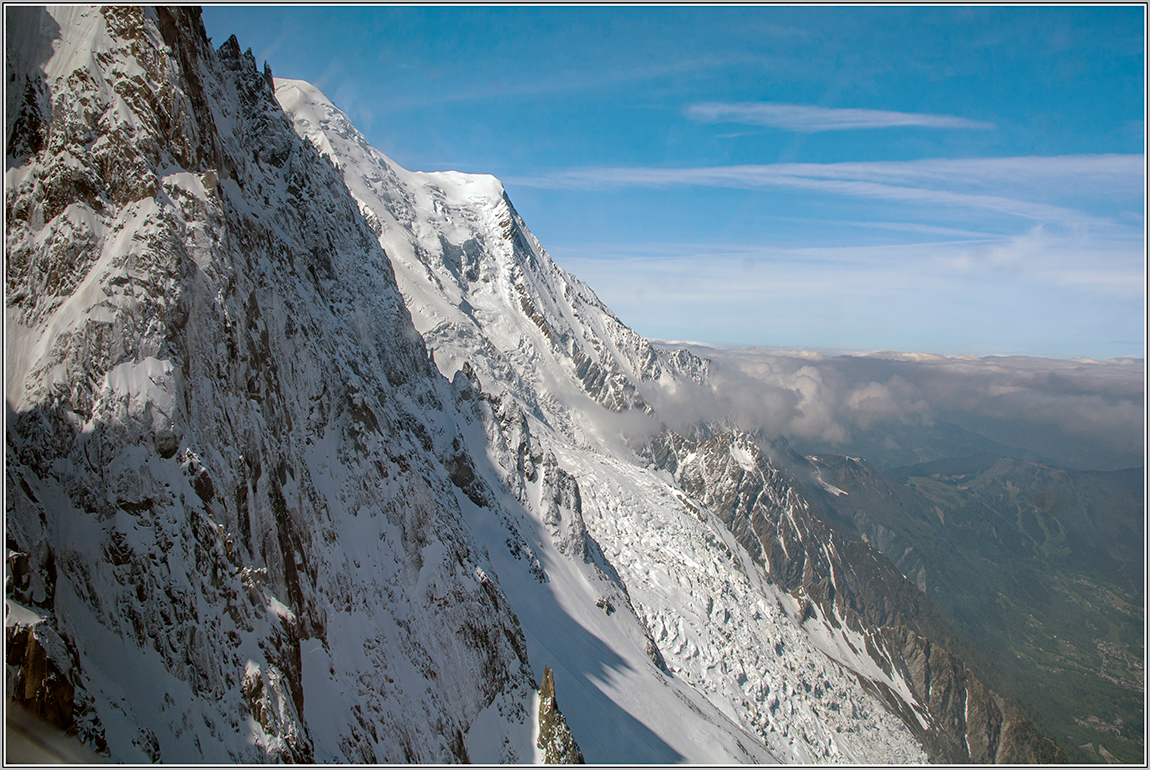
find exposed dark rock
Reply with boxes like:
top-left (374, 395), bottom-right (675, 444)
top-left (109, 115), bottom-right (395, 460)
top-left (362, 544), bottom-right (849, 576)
top-left (537, 666), bottom-right (584, 764)
top-left (443, 438), bottom-right (492, 508)
top-left (539, 451), bottom-right (591, 560)
top-left (515, 282), bottom-right (555, 342)
top-left (6, 622), bottom-right (76, 730)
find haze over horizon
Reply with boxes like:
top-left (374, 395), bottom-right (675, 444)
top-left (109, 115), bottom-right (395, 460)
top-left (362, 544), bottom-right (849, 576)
top-left (651, 338), bottom-right (1145, 362)
top-left (202, 5), bottom-right (1146, 361)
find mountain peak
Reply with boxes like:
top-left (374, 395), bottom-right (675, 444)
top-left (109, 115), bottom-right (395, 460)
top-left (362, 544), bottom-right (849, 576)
top-left (273, 77), bottom-right (506, 204)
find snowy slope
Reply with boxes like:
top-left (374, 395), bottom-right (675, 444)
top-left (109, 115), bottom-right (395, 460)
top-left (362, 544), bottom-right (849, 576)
top-left (277, 78), bottom-right (930, 763)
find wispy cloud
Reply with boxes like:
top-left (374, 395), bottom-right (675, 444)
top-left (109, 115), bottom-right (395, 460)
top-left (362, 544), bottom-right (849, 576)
top-left (845, 221), bottom-right (996, 239)
top-left (506, 154), bottom-right (1144, 226)
top-left (550, 222), bottom-right (1143, 363)
top-left (686, 101), bottom-right (997, 132)
top-left (557, 229), bottom-right (1142, 304)
top-left (510, 154), bottom-right (1142, 192)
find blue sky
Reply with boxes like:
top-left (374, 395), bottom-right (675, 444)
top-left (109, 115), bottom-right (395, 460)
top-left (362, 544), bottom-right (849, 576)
top-left (202, 6), bottom-right (1145, 359)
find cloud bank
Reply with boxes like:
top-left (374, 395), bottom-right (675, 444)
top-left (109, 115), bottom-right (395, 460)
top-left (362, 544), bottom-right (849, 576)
top-left (642, 345), bottom-right (1145, 471)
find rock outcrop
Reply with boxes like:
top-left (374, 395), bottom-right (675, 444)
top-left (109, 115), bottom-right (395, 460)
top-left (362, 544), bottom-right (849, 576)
top-left (537, 666), bottom-right (585, 764)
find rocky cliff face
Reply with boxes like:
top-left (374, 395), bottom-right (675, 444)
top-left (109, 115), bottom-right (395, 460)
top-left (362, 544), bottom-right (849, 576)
top-left (6, 7), bottom-right (535, 761)
top-left (648, 429), bottom-right (1066, 763)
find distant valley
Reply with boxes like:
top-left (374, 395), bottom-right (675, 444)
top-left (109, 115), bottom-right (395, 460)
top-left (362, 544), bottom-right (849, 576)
top-left (801, 451), bottom-right (1144, 762)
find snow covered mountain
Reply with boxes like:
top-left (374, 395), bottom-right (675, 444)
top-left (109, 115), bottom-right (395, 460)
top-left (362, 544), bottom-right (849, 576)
top-left (273, 74), bottom-right (1064, 764)
top-left (6, 6), bottom-right (1061, 763)
top-left (274, 78), bottom-right (930, 764)
top-left (7, 7), bottom-right (535, 761)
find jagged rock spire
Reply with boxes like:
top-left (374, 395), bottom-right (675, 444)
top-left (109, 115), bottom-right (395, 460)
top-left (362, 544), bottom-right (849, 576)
top-left (537, 667), bottom-right (584, 764)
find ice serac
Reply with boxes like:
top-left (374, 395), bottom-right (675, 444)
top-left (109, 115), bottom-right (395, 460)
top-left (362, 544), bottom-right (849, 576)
top-left (649, 430), bottom-right (1068, 763)
top-left (6, 7), bottom-right (536, 762)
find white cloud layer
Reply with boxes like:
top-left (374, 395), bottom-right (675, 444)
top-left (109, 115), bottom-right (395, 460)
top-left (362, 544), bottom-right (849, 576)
top-left (639, 345), bottom-right (1145, 471)
top-left (686, 101), bottom-right (997, 132)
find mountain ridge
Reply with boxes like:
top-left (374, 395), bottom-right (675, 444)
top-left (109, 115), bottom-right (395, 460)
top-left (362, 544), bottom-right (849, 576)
top-left (7, 7), bottom-right (537, 761)
top-left (277, 63), bottom-right (1067, 764)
